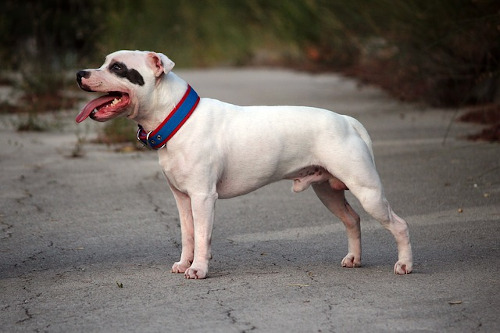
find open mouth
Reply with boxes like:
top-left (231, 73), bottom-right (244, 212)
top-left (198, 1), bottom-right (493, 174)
top-left (76, 92), bottom-right (131, 123)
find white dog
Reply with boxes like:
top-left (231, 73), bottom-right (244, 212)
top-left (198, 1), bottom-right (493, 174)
top-left (76, 50), bottom-right (412, 279)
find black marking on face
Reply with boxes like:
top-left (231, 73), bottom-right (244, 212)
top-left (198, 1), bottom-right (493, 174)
top-left (108, 61), bottom-right (145, 86)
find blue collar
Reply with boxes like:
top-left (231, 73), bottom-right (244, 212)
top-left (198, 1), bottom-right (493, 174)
top-left (137, 85), bottom-right (200, 149)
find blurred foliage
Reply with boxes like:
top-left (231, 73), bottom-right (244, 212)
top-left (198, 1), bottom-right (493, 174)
top-left (0, 0), bottom-right (499, 108)
top-left (347, 0), bottom-right (500, 106)
top-left (0, 0), bottom-right (107, 121)
top-left (96, 117), bottom-right (137, 145)
top-left (97, 0), bottom-right (259, 67)
top-left (0, 0), bottom-right (105, 71)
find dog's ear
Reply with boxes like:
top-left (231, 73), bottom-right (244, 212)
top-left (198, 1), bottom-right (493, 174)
top-left (147, 52), bottom-right (175, 77)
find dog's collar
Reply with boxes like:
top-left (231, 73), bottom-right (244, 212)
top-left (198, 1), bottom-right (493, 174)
top-left (137, 85), bottom-right (200, 149)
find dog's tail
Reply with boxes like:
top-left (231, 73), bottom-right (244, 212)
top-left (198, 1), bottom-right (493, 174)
top-left (345, 116), bottom-right (375, 165)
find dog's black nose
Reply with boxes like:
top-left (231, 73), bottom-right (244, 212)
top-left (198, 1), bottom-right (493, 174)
top-left (76, 70), bottom-right (90, 85)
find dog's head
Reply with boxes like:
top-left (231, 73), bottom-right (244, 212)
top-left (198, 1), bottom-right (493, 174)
top-left (76, 50), bottom-right (175, 123)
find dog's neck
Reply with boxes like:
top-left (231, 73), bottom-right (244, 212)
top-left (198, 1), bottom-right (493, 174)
top-left (134, 72), bottom-right (189, 132)
top-left (135, 72), bottom-right (200, 149)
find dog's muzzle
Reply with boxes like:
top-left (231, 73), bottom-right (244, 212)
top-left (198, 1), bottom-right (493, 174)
top-left (76, 71), bottom-right (93, 92)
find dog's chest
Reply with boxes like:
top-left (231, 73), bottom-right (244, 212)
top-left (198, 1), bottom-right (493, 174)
top-left (157, 150), bottom-right (193, 190)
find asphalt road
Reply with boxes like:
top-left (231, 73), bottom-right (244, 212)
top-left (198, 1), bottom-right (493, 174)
top-left (1, 69), bottom-right (499, 332)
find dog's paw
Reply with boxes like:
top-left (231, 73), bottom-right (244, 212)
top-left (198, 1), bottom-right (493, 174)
top-left (341, 253), bottom-right (361, 268)
top-left (171, 260), bottom-right (191, 274)
top-left (394, 260), bottom-right (412, 274)
top-left (184, 264), bottom-right (208, 279)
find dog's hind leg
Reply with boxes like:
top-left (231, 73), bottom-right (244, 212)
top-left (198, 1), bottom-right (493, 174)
top-left (312, 182), bottom-right (362, 268)
top-left (348, 181), bottom-right (413, 274)
top-left (317, 137), bottom-right (412, 274)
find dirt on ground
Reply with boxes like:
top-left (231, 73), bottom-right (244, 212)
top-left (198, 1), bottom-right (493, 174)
top-left (458, 103), bottom-right (500, 142)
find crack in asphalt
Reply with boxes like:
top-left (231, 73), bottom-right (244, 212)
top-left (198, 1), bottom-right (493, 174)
top-left (136, 179), bottom-right (170, 222)
top-left (16, 307), bottom-right (33, 324)
top-left (135, 178), bottom-right (181, 254)
top-left (216, 298), bottom-right (257, 332)
top-left (206, 287), bottom-right (257, 332)
top-left (14, 188), bottom-right (43, 213)
top-left (0, 213), bottom-right (13, 239)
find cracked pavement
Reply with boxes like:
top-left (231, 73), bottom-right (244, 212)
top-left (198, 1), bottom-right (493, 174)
top-left (1, 69), bottom-right (499, 332)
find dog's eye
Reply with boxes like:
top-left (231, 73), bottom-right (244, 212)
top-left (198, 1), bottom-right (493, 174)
top-left (110, 63), bottom-right (122, 71)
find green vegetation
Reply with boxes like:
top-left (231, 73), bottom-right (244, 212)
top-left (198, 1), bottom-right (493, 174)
top-left (2, 0), bottom-right (498, 106)
top-left (0, 0), bottom-right (498, 137)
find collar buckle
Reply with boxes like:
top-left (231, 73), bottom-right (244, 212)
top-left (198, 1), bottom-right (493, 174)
top-left (136, 126), bottom-right (166, 150)
top-left (146, 131), bottom-right (166, 149)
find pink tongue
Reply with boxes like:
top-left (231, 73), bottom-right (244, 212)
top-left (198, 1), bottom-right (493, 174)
top-left (76, 95), bottom-right (118, 123)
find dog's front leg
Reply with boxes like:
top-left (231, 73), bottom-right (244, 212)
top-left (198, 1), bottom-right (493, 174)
top-left (169, 185), bottom-right (195, 274)
top-left (184, 192), bottom-right (217, 279)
